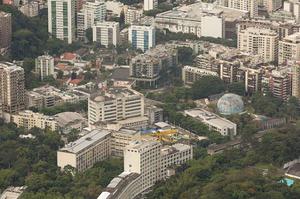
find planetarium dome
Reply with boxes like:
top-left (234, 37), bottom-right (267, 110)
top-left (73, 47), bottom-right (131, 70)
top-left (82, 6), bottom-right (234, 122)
top-left (217, 93), bottom-right (244, 115)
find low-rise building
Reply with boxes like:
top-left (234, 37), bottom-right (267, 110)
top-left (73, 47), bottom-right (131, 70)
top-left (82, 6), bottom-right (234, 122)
top-left (11, 110), bottom-right (58, 131)
top-left (182, 65), bottom-right (218, 85)
top-left (54, 112), bottom-right (87, 134)
top-left (57, 129), bottom-right (111, 172)
top-left (184, 108), bottom-right (237, 136)
top-left (0, 186), bottom-right (26, 199)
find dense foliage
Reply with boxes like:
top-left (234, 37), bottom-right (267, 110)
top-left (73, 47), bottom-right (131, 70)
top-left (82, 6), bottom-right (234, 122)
top-left (191, 76), bottom-right (226, 99)
top-left (147, 125), bottom-right (300, 199)
top-left (35, 101), bottom-right (88, 115)
top-left (0, 123), bottom-right (122, 199)
top-left (0, 5), bottom-right (82, 60)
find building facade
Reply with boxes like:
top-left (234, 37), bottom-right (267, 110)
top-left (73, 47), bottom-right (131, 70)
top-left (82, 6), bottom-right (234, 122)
top-left (12, 110), bottom-right (58, 131)
top-left (77, 0), bottom-right (106, 41)
top-left (125, 6), bottom-right (143, 24)
top-left (182, 65), bottom-right (218, 85)
top-left (0, 62), bottom-right (25, 114)
top-left (238, 27), bottom-right (279, 63)
top-left (0, 12), bottom-right (12, 54)
top-left (219, 0), bottom-right (258, 18)
top-left (144, 0), bottom-right (157, 11)
top-left (128, 25), bottom-right (155, 52)
top-left (88, 87), bottom-right (145, 125)
top-left (92, 21), bottom-right (120, 46)
top-left (279, 32), bottom-right (300, 64)
top-left (35, 54), bottom-right (55, 80)
top-left (57, 129), bottom-right (111, 172)
top-left (48, 0), bottom-right (76, 44)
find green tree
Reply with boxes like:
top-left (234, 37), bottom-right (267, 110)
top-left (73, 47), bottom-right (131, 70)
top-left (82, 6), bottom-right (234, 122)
top-left (85, 28), bottom-right (93, 43)
top-left (191, 76), bottom-right (226, 99)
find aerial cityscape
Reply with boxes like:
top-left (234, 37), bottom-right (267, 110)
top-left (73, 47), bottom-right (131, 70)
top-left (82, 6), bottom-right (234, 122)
top-left (1, 0), bottom-right (300, 198)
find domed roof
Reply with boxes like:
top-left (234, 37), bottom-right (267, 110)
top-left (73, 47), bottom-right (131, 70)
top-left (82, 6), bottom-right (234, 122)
top-left (217, 93), bottom-right (244, 115)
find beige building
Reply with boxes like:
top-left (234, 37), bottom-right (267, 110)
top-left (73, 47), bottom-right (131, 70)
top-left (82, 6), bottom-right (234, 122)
top-left (88, 87), bottom-right (145, 125)
top-left (238, 27), bottom-right (279, 63)
top-left (124, 6), bottom-right (143, 24)
top-left (0, 12), bottom-right (12, 54)
top-left (182, 65), bottom-right (218, 85)
top-left (0, 62), bottom-right (25, 114)
top-left (291, 61), bottom-right (300, 99)
top-left (279, 32), bottom-right (300, 64)
top-left (92, 21), bottom-right (120, 47)
top-left (11, 110), bottom-right (58, 131)
top-left (57, 129), bottom-right (111, 172)
top-left (260, 0), bottom-right (282, 12)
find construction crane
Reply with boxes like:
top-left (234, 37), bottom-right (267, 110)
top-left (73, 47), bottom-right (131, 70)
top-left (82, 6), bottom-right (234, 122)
top-left (151, 129), bottom-right (178, 143)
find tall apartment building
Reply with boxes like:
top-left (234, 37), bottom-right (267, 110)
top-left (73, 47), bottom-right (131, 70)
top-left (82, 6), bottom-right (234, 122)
top-left (128, 25), bottom-right (155, 52)
top-left (238, 27), bottom-right (279, 63)
top-left (125, 6), bottom-right (143, 24)
top-left (88, 87), bottom-right (145, 125)
top-left (219, 0), bottom-right (258, 18)
top-left (268, 70), bottom-right (291, 101)
top-left (182, 65), bottom-right (218, 85)
top-left (243, 67), bottom-right (262, 94)
top-left (0, 12), bottom-right (12, 54)
top-left (279, 32), bottom-right (300, 64)
top-left (259, 0), bottom-right (282, 12)
top-left (144, 0), bottom-right (157, 11)
top-left (12, 110), bottom-right (58, 131)
top-left (77, 0), bottom-right (106, 41)
top-left (92, 21), bottom-right (120, 47)
top-left (57, 129), bottom-right (111, 172)
top-left (48, 0), bottom-right (75, 44)
top-left (0, 62), bottom-right (25, 114)
top-left (219, 61), bottom-right (240, 84)
top-left (291, 61), bottom-right (300, 99)
top-left (19, 1), bottom-right (40, 17)
top-left (130, 44), bottom-right (177, 85)
top-left (35, 54), bottom-right (55, 80)
top-left (284, 0), bottom-right (300, 22)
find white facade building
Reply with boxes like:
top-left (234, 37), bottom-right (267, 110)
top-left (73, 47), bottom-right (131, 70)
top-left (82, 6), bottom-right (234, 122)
top-left (219, 0), bottom-right (258, 18)
top-left (279, 32), bottom-right (300, 64)
top-left (88, 87), bottom-right (145, 125)
top-left (128, 25), bottom-right (155, 52)
top-left (125, 6), bottom-right (143, 24)
top-left (184, 109), bottom-right (237, 136)
top-left (57, 129), bottom-right (111, 172)
top-left (35, 54), bottom-right (55, 80)
top-left (48, 0), bottom-right (75, 44)
top-left (238, 27), bottom-right (279, 63)
top-left (144, 0), bottom-right (157, 11)
top-left (92, 21), bottom-right (120, 47)
top-left (77, 0), bottom-right (106, 41)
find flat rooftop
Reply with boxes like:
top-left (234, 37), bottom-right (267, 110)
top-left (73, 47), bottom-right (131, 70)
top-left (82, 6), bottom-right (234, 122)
top-left (59, 129), bottom-right (111, 154)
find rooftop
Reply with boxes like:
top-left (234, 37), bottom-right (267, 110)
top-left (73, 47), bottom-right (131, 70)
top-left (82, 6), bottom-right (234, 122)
top-left (59, 129), bottom-right (111, 154)
top-left (54, 112), bottom-right (85, 126)
top-left (90, 87), bottom-right (142, 102)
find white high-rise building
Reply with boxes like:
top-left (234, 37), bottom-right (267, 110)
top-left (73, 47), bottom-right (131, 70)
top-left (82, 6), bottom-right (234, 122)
top-left (238, 27), bottom-right (278, 63)
top-left (279, 32), bottom-right (300, 64)
top-left (48, 0), bottom-right (75, 44)
top-left (77, 0), bottom-right (106, 41)
top-left (128, 25), bottom-right (155, 52)
top-left (92, 21), bottom-right (120, 47)
top-left (219, 0), bottom-right (258, 18)
top-left (88, 87), bottom-right (145, 125)
top-left (144, 0), bottom-right (157, 11)
top-left (259, 0), bottom-right (282, 12)
top-left (35, 54), bottom-right (55, 80)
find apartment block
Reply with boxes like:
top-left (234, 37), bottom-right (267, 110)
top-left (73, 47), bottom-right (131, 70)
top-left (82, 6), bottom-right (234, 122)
top-left (268, 70), bottom-right (291, 101)
top-left (243, 67), bottom-right (262, 94)
top-left (0, 12), bottom-right (12, 54)
top-left (125, 6), bottom-right (143, 24)
top-left (92, 21), bottom-right (120, 47)
top-left (130, 44), bottom-right (177, 85)
top-left (279, 32), bottom-right (300, 64)
top-left (88, 87), bottom-right (145, 125)
top-left (238, 27), bottom-right (279, 63)
top-left (35, 54), bottom-right (55, 80)
top-left (57, 129), bottom-right (111, 172)
top-left (12, 110), bottom-right (58, 131)
top-left (144, 0), bottom-right (157, 11)
top-left (219, 0), bottom-right (258, 18)
top-left (182, 65), bottom-right (218, 85)
top-left (0, 62), bottom-right (25, 114)
top-left (48, 0), bottom-right (76, 44)
top-left (128, 25), bottom-right (155, 52)
top-left (77, 0), bottom-right (106, 41)
top-left (19, 1), bottom-right (39, 17)
top-left (291, 61), bottom-right (300, 99)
